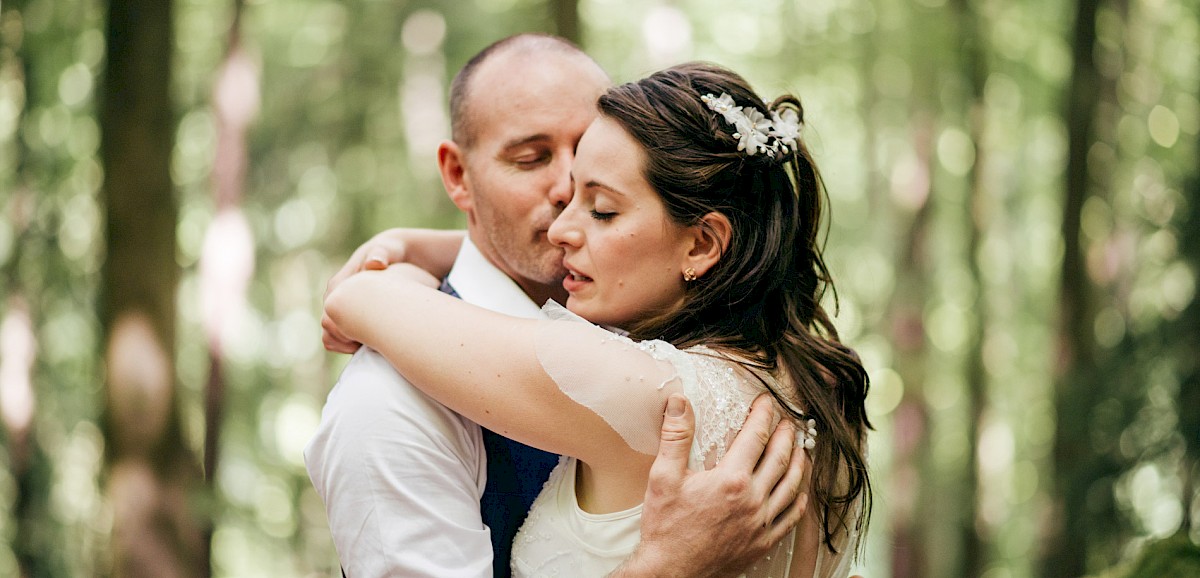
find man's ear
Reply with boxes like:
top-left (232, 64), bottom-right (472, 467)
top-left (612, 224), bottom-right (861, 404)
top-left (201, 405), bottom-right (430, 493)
top-left (438, 140), bottom-right (473, 212)
top-left (685, 212), bottom-right (732, 279)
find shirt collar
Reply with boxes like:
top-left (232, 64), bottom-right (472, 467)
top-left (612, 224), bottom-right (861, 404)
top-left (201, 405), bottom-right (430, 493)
top-left (446, 237), bottom-right (545, 320)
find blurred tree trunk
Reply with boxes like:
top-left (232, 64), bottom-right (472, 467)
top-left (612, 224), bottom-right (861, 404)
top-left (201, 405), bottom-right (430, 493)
top-left (1177, 211), bottom-right (1200, 537)
top-left (100, 0), bottom-right (208, 576)
top-left (885, 9), bottom-right (943, 575)
top-left (1043, 0), bottom-right (1127, 574)
top-left (1173, 70), bottom-right (1200, 536)
top-left (550, 0), bottom-right (580, 44)
top-left (201, 0), bottom-right (257, 565)
top-left (950, 0), bottom-right (989, 574)
top-left (886, 118), bottom-right (934, 578)
top-left (2, 1), bottom-right (58, 574)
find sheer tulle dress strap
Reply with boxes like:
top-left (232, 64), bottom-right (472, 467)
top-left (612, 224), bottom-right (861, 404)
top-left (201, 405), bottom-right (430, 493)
top-left (534, 301), bottom-right (685, 455)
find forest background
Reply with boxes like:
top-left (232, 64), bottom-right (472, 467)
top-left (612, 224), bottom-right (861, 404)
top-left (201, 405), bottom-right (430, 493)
top-left (0, 0), bottom-right (1197, 576)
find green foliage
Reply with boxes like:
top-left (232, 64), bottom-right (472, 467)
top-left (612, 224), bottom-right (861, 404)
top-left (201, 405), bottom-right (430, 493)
top-left (0, 0), bottom-right (1197, 576)
top-left (1093, 532), bottom-right (1200, 578)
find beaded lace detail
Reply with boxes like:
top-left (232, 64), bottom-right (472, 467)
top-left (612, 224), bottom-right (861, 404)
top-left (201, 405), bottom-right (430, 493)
top-left (516, 302), bottom-right (858, 577)
top-left (659, 345), bottom-right (758, 468)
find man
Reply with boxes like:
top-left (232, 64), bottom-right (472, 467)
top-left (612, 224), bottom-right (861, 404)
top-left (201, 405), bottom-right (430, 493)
top-left (308, 34), bottom-right (810, 577)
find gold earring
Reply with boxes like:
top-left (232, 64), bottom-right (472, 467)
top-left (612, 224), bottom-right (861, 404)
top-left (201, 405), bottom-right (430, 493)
top-left (683, 267), bottom-right (697, 282)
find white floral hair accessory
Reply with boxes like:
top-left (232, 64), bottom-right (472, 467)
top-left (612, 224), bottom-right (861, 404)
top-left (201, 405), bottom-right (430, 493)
top-left (701, 92), bottom-right (802, 158)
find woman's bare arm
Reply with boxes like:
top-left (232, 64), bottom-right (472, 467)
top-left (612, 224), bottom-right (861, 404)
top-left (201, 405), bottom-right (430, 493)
top-left (325, 264), bottom-right (672, 472)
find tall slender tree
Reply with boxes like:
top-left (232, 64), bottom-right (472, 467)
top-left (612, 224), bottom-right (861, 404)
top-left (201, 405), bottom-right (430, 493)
top-left (100, 0), bottom-right (208, 575)
top-left (551, 0), bottom-right (580, 44)
top-left (200, 0), bottom-right (257, 568)
top-left (1, 1), bottom-right (72, 575)
top-left (949, 0), bottom-right (990, 573)
top-left (1166, 60), bottom-right (1200, 541)
top-left (1044, 0), bottom-right (1129, 574)
top-left (885, 9), bottom-right (941, 576)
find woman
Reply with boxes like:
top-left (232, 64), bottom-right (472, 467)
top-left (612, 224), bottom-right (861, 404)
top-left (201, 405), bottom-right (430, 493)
top-left (325, 62), bottom-right (871, 577)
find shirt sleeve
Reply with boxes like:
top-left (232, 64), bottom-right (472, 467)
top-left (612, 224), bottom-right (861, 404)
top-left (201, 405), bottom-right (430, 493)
top-left (305, 348), bottom-right (492, 578)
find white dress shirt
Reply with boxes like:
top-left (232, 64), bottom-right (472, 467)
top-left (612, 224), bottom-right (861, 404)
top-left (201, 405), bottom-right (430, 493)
top-left (305, 238), bottom-right (545, 577)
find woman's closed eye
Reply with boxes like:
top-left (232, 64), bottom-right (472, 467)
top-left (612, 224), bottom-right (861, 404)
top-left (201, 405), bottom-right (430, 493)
top-left (589, 209), bottom-right (616, 221)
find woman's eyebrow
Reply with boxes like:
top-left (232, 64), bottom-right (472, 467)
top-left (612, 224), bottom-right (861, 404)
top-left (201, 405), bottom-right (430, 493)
top-left (583, 179), bottom-right (626, 197)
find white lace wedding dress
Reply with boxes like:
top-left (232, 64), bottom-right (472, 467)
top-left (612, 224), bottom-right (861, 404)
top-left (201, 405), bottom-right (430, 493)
top-left (509, 303), bottom-right (860, 577)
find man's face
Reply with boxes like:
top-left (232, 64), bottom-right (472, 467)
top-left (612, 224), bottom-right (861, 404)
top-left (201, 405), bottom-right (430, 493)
top-left (458, 51), bottom-right (609, 299)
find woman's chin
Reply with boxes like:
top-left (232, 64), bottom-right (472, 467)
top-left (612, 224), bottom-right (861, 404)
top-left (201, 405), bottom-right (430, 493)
top-left (566, 301), bottom-right (635, 330)
top-left (565, 299), bottom-right (587, 318)
top-left (566, 300), bottom-right (605, 325)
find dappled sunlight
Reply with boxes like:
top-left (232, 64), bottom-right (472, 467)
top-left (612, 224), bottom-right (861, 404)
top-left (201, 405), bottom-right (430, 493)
top-left (0, 299), bottom-right (35, 443)
top-left (105, 312), bottom-right (173, 455)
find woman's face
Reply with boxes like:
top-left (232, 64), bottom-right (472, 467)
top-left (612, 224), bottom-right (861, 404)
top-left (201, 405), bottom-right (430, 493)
top-left (547, 117), bottom-right (694, 328)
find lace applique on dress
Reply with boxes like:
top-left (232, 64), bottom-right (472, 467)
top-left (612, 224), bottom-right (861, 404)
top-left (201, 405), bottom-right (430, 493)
top-left (675, 347), bottom-right (760, 467)
top-left (522, 301), bottom-right (862, 577)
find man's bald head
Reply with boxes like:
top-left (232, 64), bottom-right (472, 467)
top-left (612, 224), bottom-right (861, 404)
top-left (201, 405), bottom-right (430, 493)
top-left (448, 34), bottom-right (609, 149)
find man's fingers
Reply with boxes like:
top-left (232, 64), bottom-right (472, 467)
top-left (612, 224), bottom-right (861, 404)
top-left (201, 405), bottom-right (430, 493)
top-left (325, 233), bottom-right (409, 299)
top-left (766, 444), bottom-right (811, 545)
top-left (364, 251), bottom-right (389, 270)
top-left (321, 312), bottom-right (360, 353)
top-left (325, 256), bottom-right (366, 300)
top-left (763, 436), bottom-right (807, 520)
top-left (648, 394), bottom-right (695, 484)
top-left (752, 418), bottom-right (795, 494)
top-left (358, 234), bottom-right (409, 272)
top-left (321, 331), bottom-right (359, 354)
top-left (767, 490), bottom-right (808, 546)
top-left (720, 394), bottom-right (777, 473)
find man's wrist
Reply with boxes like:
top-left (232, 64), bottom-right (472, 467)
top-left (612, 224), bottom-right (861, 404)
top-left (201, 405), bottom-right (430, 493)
top-left (610, 542), bottom-right (715, 578)
top-left (608, 544), bottom-right (670, 578)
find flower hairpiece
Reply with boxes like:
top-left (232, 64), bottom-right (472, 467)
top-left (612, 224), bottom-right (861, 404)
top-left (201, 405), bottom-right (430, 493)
top-left (701, 92), bottom-right (801, 158)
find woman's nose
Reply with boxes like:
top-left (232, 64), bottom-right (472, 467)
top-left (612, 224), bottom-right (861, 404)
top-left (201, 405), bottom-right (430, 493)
top-left (548, 205), bottom-right (581, 248)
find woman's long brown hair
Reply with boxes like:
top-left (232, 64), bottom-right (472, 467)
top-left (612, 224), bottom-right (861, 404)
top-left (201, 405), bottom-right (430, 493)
top-left (599, 62), bottom-right (872, 554)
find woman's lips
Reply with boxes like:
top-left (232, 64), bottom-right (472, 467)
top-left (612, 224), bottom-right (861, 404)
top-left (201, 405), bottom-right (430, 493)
top-left (562, 265), bottom-right (592, 293)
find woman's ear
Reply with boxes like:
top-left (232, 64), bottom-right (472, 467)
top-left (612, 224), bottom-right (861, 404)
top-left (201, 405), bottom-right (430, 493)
top-left (685, 212), bottom-right (732, 279)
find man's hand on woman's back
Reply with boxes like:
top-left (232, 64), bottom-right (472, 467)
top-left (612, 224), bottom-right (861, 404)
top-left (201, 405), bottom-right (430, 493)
top-left (613, 394), bottom-right (810, 577)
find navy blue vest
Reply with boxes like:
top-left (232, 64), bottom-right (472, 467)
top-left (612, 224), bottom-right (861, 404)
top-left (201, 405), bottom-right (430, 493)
top-left (440, 279), bottom-right (559, 578)
top-left (479, 429), bottom-right (559, 578)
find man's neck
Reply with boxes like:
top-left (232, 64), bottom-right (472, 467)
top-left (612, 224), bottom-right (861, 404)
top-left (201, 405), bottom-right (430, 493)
top-left (465, 230), bottom-right (568, 307)
top-left (516, 279), bottom-right (568, 309)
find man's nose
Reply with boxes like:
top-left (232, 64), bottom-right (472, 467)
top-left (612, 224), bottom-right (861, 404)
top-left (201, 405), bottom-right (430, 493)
top-left (547, 156), bottom-right (573, 208)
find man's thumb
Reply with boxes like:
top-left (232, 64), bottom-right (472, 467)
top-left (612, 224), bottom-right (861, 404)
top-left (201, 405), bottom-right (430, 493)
top-left (657, 394), bottom-right (694, 464)
top-left (364, 251), bottom-right (389, 270)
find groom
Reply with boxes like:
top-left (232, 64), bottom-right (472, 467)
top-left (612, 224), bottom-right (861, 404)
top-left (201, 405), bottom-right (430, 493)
top-left (310, 34), bottom-right (810, 577)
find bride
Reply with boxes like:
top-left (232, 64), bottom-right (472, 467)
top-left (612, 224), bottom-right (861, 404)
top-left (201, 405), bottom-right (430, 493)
top-left (324, 62), bottom-right (871, 577)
